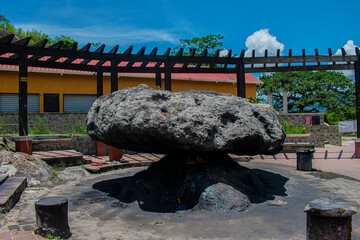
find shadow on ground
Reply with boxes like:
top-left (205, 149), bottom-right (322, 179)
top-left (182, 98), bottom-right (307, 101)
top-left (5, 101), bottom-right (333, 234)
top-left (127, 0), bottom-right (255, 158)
top-left (93, 153), bottom-right (289, 213)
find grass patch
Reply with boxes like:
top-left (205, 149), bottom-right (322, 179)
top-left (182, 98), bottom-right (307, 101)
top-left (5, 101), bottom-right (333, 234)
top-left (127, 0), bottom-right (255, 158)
top-left (283, 121), bottom-right (308, 134)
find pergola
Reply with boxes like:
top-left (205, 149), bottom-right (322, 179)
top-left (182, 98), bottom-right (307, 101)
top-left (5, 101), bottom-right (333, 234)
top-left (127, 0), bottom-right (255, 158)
top-left (0, 34), bottom-right (359, 137)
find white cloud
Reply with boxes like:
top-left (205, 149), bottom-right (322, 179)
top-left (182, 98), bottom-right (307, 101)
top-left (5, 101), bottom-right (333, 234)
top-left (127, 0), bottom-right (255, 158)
top-left (219, 48), bottom-right (229, 57)
top-left (245, 29), bottom-right (284, 57)
top-left (335, 40), bottom-right (359, 79)
top-left (15, 23), bottom-right (178, 46)
top-left (335, 40), bottom-right (358, 55)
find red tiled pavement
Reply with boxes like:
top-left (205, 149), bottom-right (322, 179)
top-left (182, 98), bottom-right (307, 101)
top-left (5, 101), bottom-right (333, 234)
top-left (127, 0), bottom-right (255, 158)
top-left (250, 144), bottom-right (360, 181)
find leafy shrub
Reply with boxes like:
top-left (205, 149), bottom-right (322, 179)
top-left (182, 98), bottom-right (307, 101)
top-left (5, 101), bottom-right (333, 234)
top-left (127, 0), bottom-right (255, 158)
top-left (283, 121), bottom-right (308, 134)
top-left (29, 116), bottom-right (52, 135)
top-left (64, 119), bottom-right (87, 135)
top-left (0, 117), bottom-right (13, 135)
top-left (247, 96), bottom-right (265, 104)
top-left (325, 108), bottom-right (356, 125)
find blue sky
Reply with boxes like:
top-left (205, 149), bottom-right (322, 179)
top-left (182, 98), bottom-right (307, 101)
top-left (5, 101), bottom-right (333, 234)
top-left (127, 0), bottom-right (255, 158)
top-left (2, 0), bottom-right (360, 62)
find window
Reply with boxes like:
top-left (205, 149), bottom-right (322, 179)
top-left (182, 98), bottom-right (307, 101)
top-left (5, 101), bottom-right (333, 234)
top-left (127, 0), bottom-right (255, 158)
top-left (312, 116), bottom-right (320, 125)
top-left (63, 95), bottom-right (97, 113)
top-left (0, 94), bottom-right (39, 113)
top-left (44, 94), bottom-right (59, 112)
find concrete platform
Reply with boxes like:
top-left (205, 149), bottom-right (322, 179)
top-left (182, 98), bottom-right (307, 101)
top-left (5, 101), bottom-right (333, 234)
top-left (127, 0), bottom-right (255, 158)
top-left (83, 154), bottom-right (164, 173)
top-left (0, 177), bottom-right (27, 213)
top-left (33, 150), bottom-right (83, 166)
top-left (0, 174), bottom-right (9, 185)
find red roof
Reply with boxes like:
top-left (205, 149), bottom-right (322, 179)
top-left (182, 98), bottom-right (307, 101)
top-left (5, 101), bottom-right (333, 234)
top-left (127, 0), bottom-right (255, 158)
top-left (0, 53), bottom-right (262, 84)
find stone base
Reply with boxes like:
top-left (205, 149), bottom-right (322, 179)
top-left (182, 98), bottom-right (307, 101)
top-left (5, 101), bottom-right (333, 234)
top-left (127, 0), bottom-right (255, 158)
top-left (93, 152), bottom-right (288, 213)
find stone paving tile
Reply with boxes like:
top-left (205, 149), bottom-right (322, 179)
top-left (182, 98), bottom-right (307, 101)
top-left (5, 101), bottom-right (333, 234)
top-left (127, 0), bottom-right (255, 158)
top-left (0, 231), bottom-right (46, 240)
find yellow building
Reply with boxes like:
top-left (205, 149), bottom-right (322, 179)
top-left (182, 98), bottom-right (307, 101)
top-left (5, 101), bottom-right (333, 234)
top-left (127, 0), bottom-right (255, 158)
top-left (0, 65), bottom-right (262, 113)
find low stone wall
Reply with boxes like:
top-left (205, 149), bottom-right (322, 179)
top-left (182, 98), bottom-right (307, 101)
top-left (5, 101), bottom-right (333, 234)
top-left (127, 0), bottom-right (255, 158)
top-left (305, 125), bottom-right (341, 147)
top-left (282, 143), bottom-right (315, 153)
top-left (278, 113), bottom-right (341, 147)
top-left (32, 138), bottom-right (73, 151)
top-left (278, 113), bottom-right (324, 127)
top-left (0, 113), bottom-right (87, 134)
top-left (285, 134), bottom-right (312, 143)
top-left (70, 135), bottom-right (96, 155)
top-left (283, 134), bottom-right (315, 152)
top-left (6, 134), bottom-right (96, 155)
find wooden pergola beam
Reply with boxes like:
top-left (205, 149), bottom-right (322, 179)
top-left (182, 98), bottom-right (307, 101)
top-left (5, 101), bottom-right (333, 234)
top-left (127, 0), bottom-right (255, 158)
top-left (1, 34), bottom-right (360, 138)
top-left (1, 42), bottom-right (358, 67)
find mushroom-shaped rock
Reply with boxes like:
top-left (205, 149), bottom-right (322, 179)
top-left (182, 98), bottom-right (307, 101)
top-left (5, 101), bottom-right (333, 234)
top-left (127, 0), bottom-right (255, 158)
top-left (87, 84), bottom-right (285, 155)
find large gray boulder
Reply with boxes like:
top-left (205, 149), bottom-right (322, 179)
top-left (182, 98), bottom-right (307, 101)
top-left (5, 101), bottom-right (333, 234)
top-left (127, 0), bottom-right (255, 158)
top-left (196, 183), bottom-right (251, 213)
top-left (87, 84), bottom-right (285, 155)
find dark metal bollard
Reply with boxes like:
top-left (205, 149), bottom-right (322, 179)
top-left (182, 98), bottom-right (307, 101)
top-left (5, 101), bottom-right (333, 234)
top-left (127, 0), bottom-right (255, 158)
top-left (304, 197), bottom-right (357, 240)
top-left (34, 197), bottom-right (71, 239)
top-left (296, 148), bottom-right (315, 171)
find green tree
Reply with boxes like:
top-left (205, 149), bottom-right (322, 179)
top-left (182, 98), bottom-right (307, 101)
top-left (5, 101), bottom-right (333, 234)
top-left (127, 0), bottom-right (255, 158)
top-left (0, 14), bottom-right (10, 26)
top-left (0, 14), bottom-right (49, 44)
top-left (172, 34), bottom-right (224, 56)
top-left (258, 71), bottom-right (355, 114)
top-left (0, 13), bottom-right (76, 48)
top-left (52, 35), bottom-right (76, 48)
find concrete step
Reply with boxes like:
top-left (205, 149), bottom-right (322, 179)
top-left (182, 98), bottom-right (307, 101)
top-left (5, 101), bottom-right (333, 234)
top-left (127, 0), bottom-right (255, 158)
top-left (0, 177), bottom-right (27, 213)
top-left (0, 174), bottom-right (9, 186)
top-left (83, 153), bottom-right (163, 173)
top-left (33, 149), bottom-right (83, 166)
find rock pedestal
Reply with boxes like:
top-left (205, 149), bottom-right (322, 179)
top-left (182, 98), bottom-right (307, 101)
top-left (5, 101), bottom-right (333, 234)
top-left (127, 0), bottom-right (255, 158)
top-left (93, 152), bottom-right (288, 213)
top-left (296, 148), bottom-right (315, 171)
top-left (34, 197), bottom-right (71, 239)
top-left (304, 197), bottom-right (357, 240)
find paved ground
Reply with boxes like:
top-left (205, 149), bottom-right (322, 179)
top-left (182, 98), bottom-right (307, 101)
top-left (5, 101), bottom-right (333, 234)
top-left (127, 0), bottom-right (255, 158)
top-left (1, 137), bottom-right (360, 239)
top-left (2, 162), bottom-right (360, 240)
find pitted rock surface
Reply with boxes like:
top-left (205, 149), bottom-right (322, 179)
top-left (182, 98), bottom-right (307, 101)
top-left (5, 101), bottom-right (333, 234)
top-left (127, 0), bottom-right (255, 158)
top-left (87, 84), bottom-right (285, 155)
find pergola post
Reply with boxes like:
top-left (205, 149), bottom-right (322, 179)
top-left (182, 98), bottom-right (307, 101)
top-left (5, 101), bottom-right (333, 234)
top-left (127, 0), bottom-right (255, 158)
top-left (97, 70), bottom-right (103, 97)
top-left (19, 53), bottom-right (28, 136)
top-left (267, 91), bottom-right (273, 105)
top-left (236, 63), bottom-right (246, 98)
top-left (355, 59), bottom-right (360, 139)
top-left (283, 88), bottom-right (288, 113)
top-left (155, 69), bottom-right (162, 88)
top-left (164, 62), bottom-right (171, 91)
top-left (111, 60), bottom-right (118, 93)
